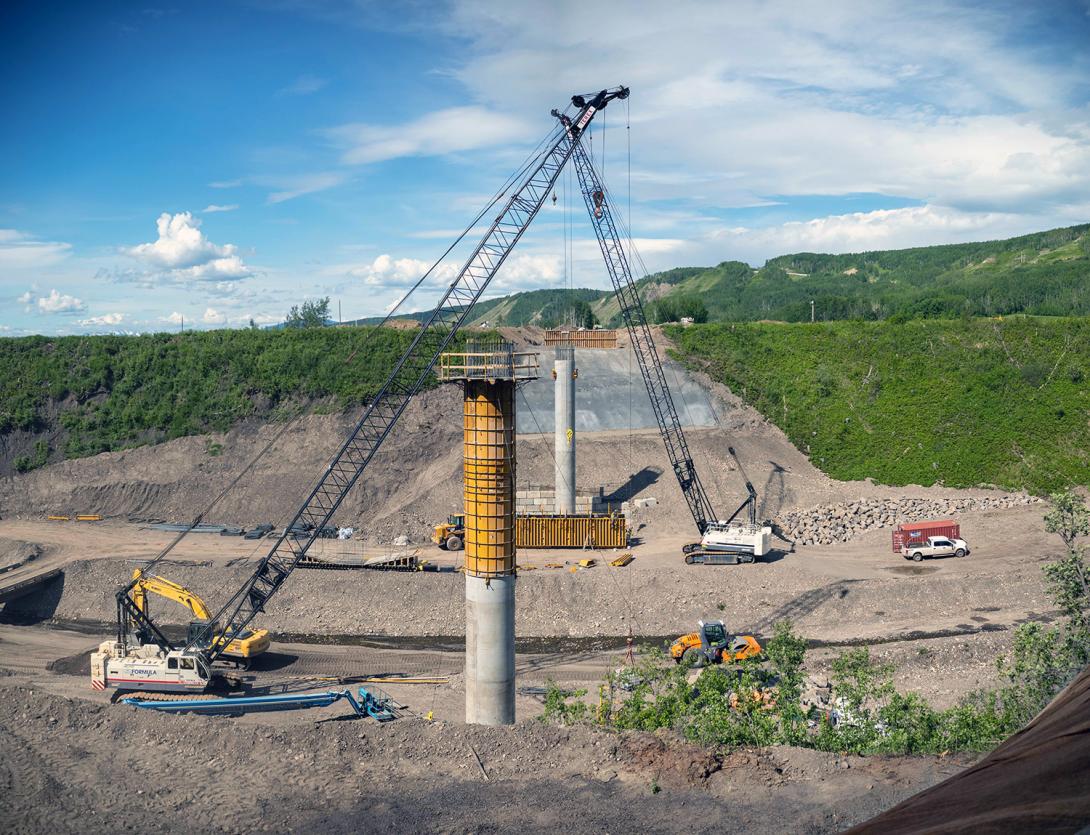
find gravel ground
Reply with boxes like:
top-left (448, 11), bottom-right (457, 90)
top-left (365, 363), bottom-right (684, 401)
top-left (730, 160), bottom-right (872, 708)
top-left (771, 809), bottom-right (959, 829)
top-left (4, 552), bottom-right (1049, 647)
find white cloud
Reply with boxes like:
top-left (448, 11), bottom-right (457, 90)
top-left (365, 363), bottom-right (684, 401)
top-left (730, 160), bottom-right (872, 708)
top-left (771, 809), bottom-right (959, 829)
top-left (126, 212), bottom-right (253, 282)
top-left (346, 253), bottom-right (457, 288)
top-left (490, 252), bottom-right (562, 291)
top-left (342, 247), bottom-right (598, 296)
top-left (17, 290), bottom-right (34, 305)
top-left (0, 229), bottom-right (72, 268)
top-left (700, 204), bottom-right (1048, 265)
top-left (242, 312), bottom-right (281, 326)
top-left (161, 311), bottom-right (185, 325)
top-left (209, 178), bottom-right (243, 188)
top-left (36, 288), bottom-right (86, 314)
top-left (202, 204), bottom-right (239, 213)
top-left (265, 172), bottom-right (347, 204)
top-left (327, 106), bottom-right (532, 165)
top-left (279, 74), bottom-right (328, 96)
top-left (79, 312), bottom-right (125, 327)
top-left (431, 0), bottom-right (1090, 235)
top-left (202, 307), bottom-right (226, 324)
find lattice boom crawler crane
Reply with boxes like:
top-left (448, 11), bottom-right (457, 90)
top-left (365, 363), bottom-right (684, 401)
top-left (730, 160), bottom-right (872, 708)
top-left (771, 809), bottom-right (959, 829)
top-left (92, 83), bottom-right (772, 695)
top-left (564, 139), bottom-right (772, 563)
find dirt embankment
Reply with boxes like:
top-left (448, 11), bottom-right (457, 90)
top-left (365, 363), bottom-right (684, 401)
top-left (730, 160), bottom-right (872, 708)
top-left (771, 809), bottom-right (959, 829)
top-left (0, 681), bottom-right (965, 834)
top-left (0, 387), bottom-right (466, 542)
top-left (0, 371), bottom-right (1041, 553)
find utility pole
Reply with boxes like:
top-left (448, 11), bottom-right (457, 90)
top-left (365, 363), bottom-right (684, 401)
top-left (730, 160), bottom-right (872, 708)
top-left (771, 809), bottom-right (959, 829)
top-left (810, 300), bottom-right (815, 323)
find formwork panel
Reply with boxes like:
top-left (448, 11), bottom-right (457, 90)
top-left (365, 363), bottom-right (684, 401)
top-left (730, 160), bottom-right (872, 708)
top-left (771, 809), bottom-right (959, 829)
top-left (544, 329), bottom-right (618, 349)
top-left (463, 380), bottom-right (517, 577)
top-left (516, 515), bottom-right (628, 549)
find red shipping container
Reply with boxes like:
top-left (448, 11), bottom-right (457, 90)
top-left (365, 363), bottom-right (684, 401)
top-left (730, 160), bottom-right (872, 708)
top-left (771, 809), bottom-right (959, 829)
top-left (892, 519), bottom-right (960, 552)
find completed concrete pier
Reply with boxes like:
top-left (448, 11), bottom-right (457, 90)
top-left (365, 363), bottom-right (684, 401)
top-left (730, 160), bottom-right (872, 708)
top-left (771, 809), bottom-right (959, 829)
top-left (553, 346), bottom-right (576, 515)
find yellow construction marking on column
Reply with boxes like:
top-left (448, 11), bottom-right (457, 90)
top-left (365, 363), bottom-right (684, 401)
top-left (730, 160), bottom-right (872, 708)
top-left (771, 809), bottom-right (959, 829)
top-left (463, 379), bottom-right (516, 578)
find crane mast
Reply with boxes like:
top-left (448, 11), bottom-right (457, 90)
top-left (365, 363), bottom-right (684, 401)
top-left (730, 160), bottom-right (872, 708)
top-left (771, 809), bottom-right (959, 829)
top-left (185, 87), bottom-right (631, 664)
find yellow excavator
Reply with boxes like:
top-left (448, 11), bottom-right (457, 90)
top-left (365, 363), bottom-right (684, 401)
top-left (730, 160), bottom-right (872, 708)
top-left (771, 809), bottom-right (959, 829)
top-left (129, 570), bottom-right (271, 668)
top-left (669, 620), bottom-right (762, 668)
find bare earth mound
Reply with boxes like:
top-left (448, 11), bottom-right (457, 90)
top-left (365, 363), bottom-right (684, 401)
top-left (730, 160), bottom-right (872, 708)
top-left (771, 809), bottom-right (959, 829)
top-left (0, 682), bottom-right (964, 834)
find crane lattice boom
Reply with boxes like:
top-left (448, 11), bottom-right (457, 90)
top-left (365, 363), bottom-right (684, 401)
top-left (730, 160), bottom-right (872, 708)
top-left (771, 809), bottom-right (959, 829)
top-left (185, 88), bottom-right (630, 663)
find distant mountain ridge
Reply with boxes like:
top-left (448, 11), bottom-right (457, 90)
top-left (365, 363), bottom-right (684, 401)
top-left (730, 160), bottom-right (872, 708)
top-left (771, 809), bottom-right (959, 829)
top-left (350, 222), bottom-right (1090, 327)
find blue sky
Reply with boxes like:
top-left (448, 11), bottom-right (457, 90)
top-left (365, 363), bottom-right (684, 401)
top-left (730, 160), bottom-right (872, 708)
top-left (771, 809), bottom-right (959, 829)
top-left (2, 0), bottom-right (1089, 335)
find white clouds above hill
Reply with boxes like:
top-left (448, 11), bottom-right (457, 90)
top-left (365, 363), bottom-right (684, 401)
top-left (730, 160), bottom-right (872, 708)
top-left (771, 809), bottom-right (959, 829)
top-left (126, 212), bottom-right (253, 281)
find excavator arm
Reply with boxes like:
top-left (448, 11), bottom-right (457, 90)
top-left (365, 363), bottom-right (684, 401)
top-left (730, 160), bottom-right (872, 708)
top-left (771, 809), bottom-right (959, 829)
top-left (130, 569), bottom-right (214, 621)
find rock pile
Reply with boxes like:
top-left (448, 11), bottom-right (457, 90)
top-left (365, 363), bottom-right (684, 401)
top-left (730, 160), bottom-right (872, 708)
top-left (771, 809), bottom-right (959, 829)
top-left (775, 494), bottom-right (1039, 546)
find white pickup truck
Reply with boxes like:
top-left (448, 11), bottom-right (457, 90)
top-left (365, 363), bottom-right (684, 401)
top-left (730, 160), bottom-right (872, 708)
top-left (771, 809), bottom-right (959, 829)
top-left (900, 536), bottom-right (970, 561)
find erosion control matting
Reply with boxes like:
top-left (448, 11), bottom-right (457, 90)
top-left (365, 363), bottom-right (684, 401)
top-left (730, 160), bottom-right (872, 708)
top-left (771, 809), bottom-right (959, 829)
top-left (849, 663), bottom-right (1090, 833)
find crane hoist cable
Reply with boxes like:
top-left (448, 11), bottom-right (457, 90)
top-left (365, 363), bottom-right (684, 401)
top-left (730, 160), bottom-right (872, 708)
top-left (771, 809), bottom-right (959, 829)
top-left (568, 141), bottom-right (725, 535)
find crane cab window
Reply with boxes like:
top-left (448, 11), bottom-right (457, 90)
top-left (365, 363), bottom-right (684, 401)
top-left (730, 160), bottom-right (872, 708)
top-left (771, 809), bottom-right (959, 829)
top-left (703, 623), bottom-right (726, 644)
top-left (167, 658), bottom-right (178, 670)
top-left (180, 657), bottom-right (195, 671)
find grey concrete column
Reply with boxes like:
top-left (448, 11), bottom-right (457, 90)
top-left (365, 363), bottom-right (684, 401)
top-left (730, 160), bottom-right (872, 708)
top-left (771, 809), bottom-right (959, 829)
top-left (554, 346), bottom-right (576, 515)
top-left (465, 574), bottom-right (516, 725)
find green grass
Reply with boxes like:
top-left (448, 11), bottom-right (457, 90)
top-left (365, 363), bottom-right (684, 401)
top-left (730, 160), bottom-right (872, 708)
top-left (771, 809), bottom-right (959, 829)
top-left (667, 317), bottom-right (1090, 494)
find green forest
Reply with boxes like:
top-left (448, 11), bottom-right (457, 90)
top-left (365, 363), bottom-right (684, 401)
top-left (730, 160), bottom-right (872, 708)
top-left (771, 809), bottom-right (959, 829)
top-left (0, 327), bottom-right (421, 464)
top-left (439, 222), bottom-right (1090, 327)
top-left (667, 317), bottom-right (1090, 494)
top-left (656, 222), bottom-right (1090, 323)
top-left (3, 223), bottom-right (1089, 491)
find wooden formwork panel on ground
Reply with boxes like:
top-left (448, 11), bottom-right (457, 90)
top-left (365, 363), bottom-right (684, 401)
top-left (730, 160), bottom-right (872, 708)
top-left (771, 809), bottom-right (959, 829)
top-left (516, 515), bottom-right (628, 549)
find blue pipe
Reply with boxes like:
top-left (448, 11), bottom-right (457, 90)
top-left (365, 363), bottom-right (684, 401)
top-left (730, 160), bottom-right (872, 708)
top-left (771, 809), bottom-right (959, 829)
top-left (121, 688), bottom-right (386, 718)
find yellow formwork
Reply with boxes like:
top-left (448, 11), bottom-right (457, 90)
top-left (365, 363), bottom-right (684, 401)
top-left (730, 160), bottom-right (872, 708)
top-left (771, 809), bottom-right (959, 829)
top-left (516, 515), bottom-right (628, 549)
top-left (544, 329), bottom-right (618, 349)
top-left (463, 379), bottom-right (516, 578)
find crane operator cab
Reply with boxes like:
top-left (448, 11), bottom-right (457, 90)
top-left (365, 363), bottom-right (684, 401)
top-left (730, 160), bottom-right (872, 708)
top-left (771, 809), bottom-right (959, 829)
top-left (91, 641), bottom-right (211, 692)
top-left (700, 620), bottom-right (728, 651)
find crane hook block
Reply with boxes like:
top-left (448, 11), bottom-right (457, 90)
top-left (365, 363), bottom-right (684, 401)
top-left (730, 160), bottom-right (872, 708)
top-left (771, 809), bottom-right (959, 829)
top-left (593, 190), bottom-right (605, 218)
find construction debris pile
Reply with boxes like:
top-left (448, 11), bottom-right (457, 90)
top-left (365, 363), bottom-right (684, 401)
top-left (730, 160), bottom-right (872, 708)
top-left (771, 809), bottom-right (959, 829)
top-left (776, 494), bottom-right (1039, 546)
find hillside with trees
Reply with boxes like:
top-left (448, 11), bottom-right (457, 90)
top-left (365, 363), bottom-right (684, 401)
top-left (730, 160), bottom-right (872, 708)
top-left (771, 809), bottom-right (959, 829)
top-left (375, 223), bottom-right (1090, 327)
top-left (667, 316), bottom-right (1090, 494)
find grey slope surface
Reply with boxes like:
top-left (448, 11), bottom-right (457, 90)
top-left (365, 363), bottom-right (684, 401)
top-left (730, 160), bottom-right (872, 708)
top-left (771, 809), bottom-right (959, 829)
top-left (514, 346), bottom-right (716, 434)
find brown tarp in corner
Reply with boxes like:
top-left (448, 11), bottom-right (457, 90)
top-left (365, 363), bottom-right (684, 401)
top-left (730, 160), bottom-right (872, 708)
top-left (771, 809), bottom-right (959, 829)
top-left (848, 665), bottom-right (1090, 834)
